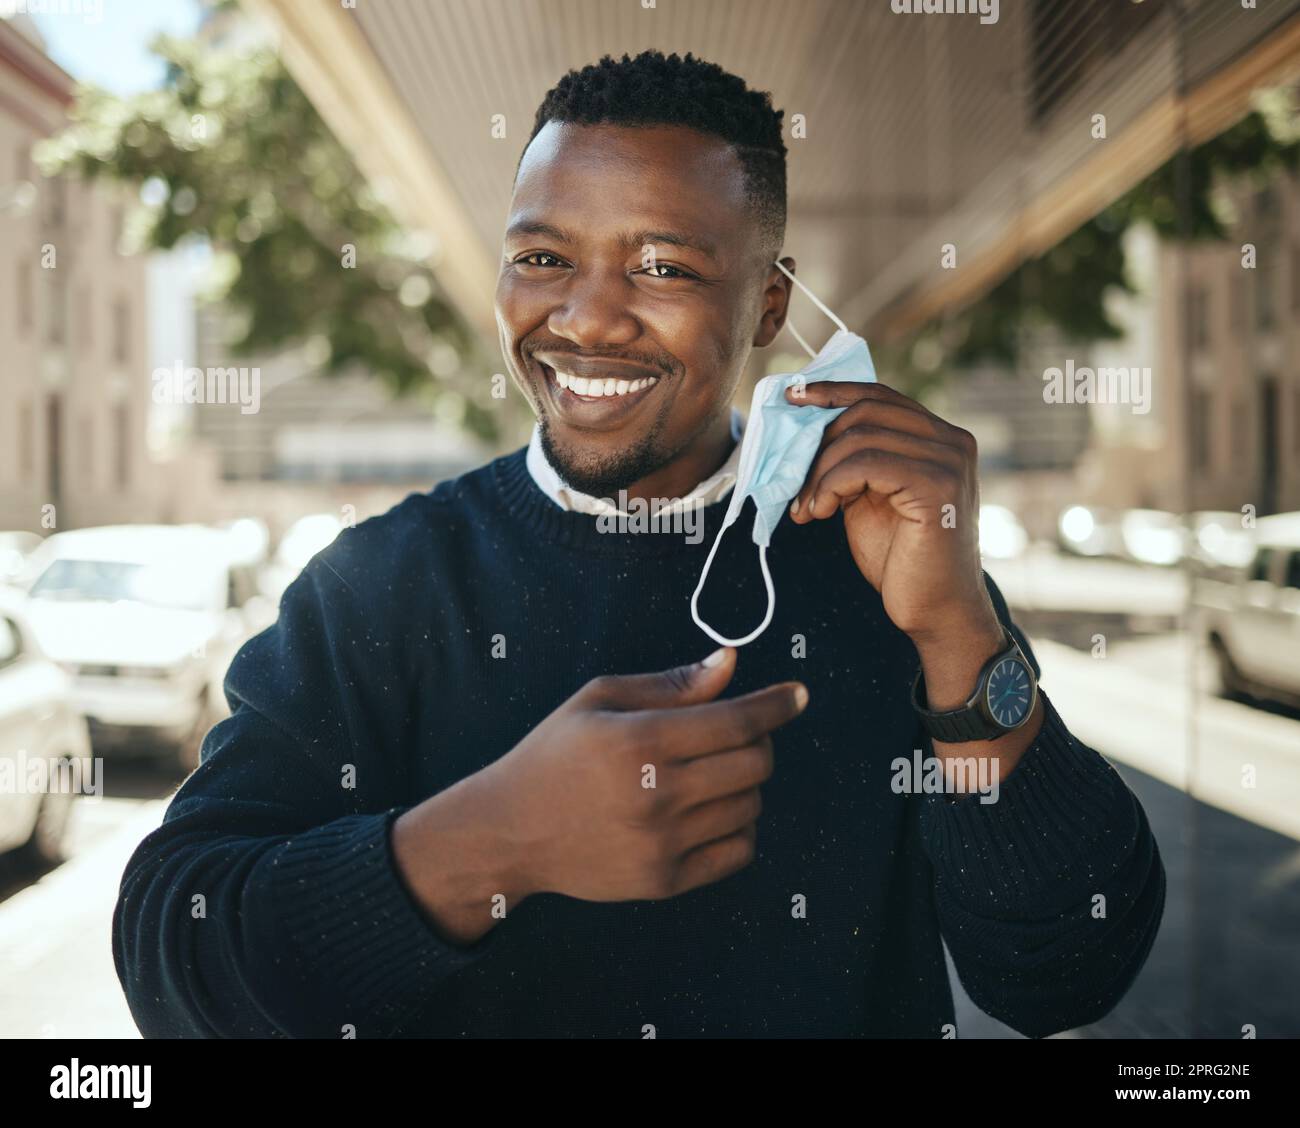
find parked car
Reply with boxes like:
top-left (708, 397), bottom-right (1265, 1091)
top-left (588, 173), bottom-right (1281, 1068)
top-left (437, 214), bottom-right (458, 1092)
top-left (20, 525), bottom-right (264, 770)
top-left (0, 530), bottom-right (42, 588)
top-left (1192, 511), bottom-right (1256, 571)
top-left (1119, 508), bottom-right (1187, 567)
top-left (978, 504), bottom-right (1029, 560)
top-left (259, 512), bottom-right (345, 604)
top-left (1057, 504), bottom-right (1125, 558)
top-left (0, 587), bottom-right (92, 866)
top-left (1198, 512), bottom-right (1300, 707)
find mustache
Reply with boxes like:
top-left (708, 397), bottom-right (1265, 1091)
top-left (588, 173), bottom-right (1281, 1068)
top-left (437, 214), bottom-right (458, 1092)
top-left (526, 344), bottom-right (678, 376)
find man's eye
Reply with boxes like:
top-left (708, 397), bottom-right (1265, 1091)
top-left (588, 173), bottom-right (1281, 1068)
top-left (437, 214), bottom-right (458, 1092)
top-left (516, 253), bottom-right (566, 268)
top-left (641, 263), bottom-right (695, 280)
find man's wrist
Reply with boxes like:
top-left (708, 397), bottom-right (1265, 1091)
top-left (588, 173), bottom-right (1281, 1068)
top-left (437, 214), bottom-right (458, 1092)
top-left (391, 766), bottom-right (537, 946)
top-left (910, 606), bottom-right (1006, 712)
top-left (909, 600), bottom-right (1042, 783)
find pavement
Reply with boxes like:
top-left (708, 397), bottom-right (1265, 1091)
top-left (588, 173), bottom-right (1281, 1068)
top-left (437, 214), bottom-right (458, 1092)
top-left (946, 632), bottom-right (1300, 1039)
top-left (0, 791), bottom-right (168, 1038)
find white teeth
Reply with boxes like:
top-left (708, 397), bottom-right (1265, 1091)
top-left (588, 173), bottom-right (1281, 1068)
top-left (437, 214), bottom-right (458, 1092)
top-left (550, 368), bottom-right (658, 398)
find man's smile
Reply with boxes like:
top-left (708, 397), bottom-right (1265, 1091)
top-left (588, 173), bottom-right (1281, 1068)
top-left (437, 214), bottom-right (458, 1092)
top-left (536, 354), bottom-right (667, 429)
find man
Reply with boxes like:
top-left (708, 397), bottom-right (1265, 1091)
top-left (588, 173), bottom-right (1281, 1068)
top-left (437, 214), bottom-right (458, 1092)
top-left (114, 50), bottom-right (1164, 1038)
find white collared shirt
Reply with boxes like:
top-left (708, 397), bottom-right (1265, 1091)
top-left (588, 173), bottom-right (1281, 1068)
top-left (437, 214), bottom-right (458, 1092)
top-left (525, 407), bottom-right (744, 517)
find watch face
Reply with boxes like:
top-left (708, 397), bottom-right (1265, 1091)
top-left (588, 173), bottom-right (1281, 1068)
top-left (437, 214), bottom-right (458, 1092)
top-left (986, 657), bottom-right (1033, 728)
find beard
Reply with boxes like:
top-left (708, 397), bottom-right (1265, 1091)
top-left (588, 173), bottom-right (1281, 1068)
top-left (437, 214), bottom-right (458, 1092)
top-left (536, 415), bottom-right (670, 500)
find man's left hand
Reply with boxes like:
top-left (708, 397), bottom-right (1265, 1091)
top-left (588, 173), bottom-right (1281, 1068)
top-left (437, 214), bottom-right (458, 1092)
top-left (784, 380), bottom-right (1000, 648)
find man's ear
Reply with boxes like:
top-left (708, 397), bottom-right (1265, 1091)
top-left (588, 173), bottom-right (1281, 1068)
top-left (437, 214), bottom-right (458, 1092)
top-left (753, 257), bottom-right (796, 348)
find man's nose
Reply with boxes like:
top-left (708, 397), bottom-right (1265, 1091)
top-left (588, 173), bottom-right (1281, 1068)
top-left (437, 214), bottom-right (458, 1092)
top-left (547, 270), bottom-right (639, 349)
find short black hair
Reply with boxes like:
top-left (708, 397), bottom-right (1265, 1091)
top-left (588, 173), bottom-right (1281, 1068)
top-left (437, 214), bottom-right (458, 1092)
top-left (524, 50), bottom-right (787, 259)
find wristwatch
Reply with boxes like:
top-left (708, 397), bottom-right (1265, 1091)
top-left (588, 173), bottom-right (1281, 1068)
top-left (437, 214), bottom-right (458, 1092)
top-left (911, 627), bottom-right (1037, 742)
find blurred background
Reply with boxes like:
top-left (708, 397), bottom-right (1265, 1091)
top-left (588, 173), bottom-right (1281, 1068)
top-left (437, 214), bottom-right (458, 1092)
top-left (0, 0), bottom-right (1297, 1038)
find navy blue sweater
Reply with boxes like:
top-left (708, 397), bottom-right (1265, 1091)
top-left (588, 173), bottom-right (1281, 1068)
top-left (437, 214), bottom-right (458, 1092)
top-left (113, 448), bottom-right (1165, 1038)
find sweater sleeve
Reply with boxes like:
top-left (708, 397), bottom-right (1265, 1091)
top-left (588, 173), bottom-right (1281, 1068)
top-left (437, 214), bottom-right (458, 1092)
top-left (917, 574), bottom-right (1166, 1039)
top-left (112, 544), bottom-right (505, 1038)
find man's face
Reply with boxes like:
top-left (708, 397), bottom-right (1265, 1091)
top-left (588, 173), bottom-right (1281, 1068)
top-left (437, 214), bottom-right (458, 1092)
top-left (495, 121), bottom-right (786, 500)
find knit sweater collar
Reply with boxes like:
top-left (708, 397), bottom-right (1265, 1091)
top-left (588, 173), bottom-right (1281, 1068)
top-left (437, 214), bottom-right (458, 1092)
top-left (492, 447), bottom-right (739, 555)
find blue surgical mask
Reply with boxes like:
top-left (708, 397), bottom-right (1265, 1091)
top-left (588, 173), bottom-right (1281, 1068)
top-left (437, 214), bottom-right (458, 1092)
top-left (691, 261), bottom-right (877, 646)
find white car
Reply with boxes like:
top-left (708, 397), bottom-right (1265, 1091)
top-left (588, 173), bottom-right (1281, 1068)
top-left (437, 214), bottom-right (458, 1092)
top-left (259, 512), bottom-right (344, 604)
top-left (1119, 509), bottom-right (1187, 567)
top-left (21, 526), bottom-right (264, 770)
top-left (1058, 504), bottom-right (1125, 558)
top-left (0, 530), bottom-right (42, 587)
top-left (1199, 512), bottom-right (1300, 707)
top-left (978, 505), bottom-right (1029, 560)
top-left (0, 587), bottom-right (92, 866)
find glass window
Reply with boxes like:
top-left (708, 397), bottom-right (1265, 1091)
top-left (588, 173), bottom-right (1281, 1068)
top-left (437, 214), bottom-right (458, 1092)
top-left (1232, 397), bottom-right (1248, 464)
top-left (1255, 252), bottom-right (1277, 332)
top-left (1192, 386), bottom-right (1212, 471)
top-left (48, 277), bottom-right (66, 345)
top-left (1229, 273), bottom-right (1247, 335)
top-left (115, 402), bottom-right (131, 488)
top-left (1292, 243), bottom-right (1300, 314)
top-left (44, 176), bottom-right (66, 226)
top-left (80, 414), bottom-right (94, 485)
top-left (29, 558), bottom-right (224, 613)
top-left (77, 285), bottom-right (92, 353)
top-left (18, 400), bottom-right (33, 483)
top-left (1186, 283), bottom-right (1209, 351)
top-left (17, 262), bottom-right (32, 336)
top-left (1285, 552), bottom-right (1300, 591)
top-left (112, 296), bottom-right (130, 364)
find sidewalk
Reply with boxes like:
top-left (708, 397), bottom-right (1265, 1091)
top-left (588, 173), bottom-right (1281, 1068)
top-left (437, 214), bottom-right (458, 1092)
top-left (0, 798), bottom-right (167, 1039)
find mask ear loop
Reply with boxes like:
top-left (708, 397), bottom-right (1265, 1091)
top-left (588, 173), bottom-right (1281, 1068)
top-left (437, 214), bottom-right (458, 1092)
top-left (691, 521), bottom-right (777, 648)
top-left (689, 261), bottom-right (843, 648)
top-left (773, 260), bottom-right (849, 360)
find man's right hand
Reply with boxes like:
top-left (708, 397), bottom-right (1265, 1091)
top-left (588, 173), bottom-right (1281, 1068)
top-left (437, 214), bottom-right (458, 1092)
top-left (392, 648), bottom-right (808, 945)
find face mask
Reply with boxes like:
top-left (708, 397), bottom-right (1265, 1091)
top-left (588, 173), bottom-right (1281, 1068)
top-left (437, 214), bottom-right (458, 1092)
top-left (690, 261), bottom-right (877, 647)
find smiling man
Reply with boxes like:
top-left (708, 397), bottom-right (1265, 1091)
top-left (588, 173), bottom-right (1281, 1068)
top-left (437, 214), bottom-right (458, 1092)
top-left (114, 50), bottom-right (1164, 1039)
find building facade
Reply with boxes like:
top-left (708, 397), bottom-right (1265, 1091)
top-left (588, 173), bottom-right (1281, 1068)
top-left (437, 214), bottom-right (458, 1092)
top-left (0, 15), bottom-right (154, 534)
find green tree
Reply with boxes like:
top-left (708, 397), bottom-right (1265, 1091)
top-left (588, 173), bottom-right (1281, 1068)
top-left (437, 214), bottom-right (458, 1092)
top-left (879, 90), bottom-right (1300, 399)
top-left (38, 32), bottom-right (499, 441)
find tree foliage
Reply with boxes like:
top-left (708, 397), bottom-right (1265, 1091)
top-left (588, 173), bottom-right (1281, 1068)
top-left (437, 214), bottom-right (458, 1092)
top-left (880, 91), bottom-right (1300, 399)
top-left (38, 33), bottom-right (500, 440)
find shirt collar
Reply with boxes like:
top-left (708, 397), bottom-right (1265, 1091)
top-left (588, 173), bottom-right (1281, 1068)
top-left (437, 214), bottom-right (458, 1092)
top-left (526, 407), bottom-right (744, 517)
